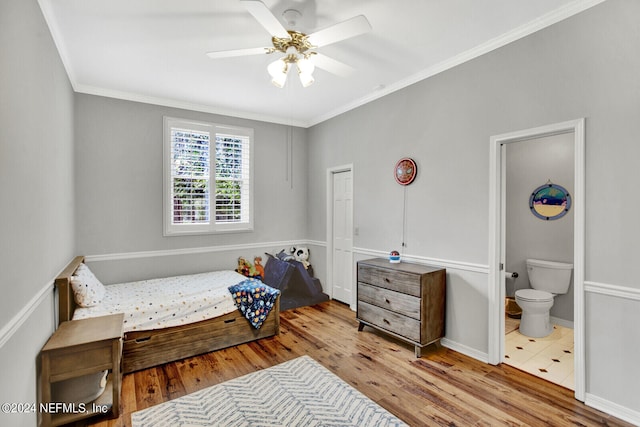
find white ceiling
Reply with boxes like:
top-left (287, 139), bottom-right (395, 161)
top-left (39, 0), bottom-right (603, 127)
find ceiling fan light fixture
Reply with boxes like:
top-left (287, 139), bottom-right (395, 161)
top-left (296, 57), bottom-right (315, 87)
top-left (296, 56), bottom-right (315, 75)
top-left (271, 73), bottom-right (288, 88)
top-left (268, 58), bottom-right (289, 87)
top-left (298, 71), bottom-right (314, 88)
top-left (207, 2), bottom-right (372, 88)
top-left (267, 58), bottom-right (287, 77)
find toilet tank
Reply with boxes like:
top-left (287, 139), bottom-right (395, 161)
top-left (526, 258), bottom-right (573, 294)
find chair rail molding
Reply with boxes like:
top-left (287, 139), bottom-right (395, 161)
top-left (0, 281), bottom-right (53, 349)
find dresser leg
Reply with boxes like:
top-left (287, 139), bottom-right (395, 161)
top-left (415, 346), bottom-right (422, 358)
top-left (358, 322), bottom-right (365, 331)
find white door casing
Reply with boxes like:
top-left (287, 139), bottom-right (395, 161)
top-left (488, 119), bottom-right (585, 401)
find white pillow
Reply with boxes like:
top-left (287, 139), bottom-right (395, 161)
top-left (70, 263), bottom-right (106, 307)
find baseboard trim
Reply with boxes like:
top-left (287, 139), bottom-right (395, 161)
top-left (585, 393), bottom-right (640, 426)
top-left (550, 316), bottom-right (574, 329)
top-left (353, 247), bottom-right (489, 274)
top-left (440, 338), bottom-right (489, 364)
top-left (0, 281), bottom-right (52, 349)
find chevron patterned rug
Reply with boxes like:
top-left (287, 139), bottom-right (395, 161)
top-left (131, 355), bottom-right (407, 427)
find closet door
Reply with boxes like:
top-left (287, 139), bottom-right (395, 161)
top-left (332, 170), bottom-right (353, 305)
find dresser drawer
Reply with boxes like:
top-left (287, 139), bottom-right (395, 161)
top-left (358, 301), bottom-right (421, 342)
top-left (358, 283), bottom-right (421, 320)
top-left (357, 264), bottom-right (421, 297)
top-left (48, 342), bottom-right (115, 379)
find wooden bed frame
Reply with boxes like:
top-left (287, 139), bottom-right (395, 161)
top-left (55, 256), bottom-right (280, 374)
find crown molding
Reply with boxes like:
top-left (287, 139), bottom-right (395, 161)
top-left (307, 0), bottom-right (608, 127)
top-left (74, 84), bottom-right (310, 128)
top-left (39, 0), bottom-right (606, 129)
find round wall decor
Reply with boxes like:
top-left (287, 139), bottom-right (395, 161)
top-left (394, 157), bottom-right (417, 185)
top-left (529, 183), bottom-right (571, 220)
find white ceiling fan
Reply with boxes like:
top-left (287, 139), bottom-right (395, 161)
top-left (206, 0), bottom-right (372, 88)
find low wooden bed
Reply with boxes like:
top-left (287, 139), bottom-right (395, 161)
top-left (55, 256), bottom-right (280, 374)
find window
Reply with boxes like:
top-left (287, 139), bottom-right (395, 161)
top-left (163, 117), bottom-right (253, 235)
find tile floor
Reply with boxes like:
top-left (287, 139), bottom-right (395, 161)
top-left (504, 318), bottom-right (574, 390)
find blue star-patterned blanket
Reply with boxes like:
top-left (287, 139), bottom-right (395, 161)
top-left (228, 279), bottom-right (280, 329)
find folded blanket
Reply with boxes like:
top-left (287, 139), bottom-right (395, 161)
top-left (228, 279), bottom-right (280, 329)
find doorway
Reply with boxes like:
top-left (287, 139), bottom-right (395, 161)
top-left (502, 132), bottom-right (575, 389)
top-left (488, 119), bottom-right (585, 401)
top-left (326, 165), bottom-right (354, 305)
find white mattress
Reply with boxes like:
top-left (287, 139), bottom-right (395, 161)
top-left (72, 270), bottom-right (245, 333)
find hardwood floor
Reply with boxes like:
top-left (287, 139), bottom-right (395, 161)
top-left (86, 300), bottom-right (632, 427)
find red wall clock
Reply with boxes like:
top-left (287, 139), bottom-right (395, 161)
top-left (394, 157), bottom-right (417, 185)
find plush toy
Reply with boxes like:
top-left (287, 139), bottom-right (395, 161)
top-left (253, 256), bottom-right (265, 279)
top-left (292, 246), bottom-right (311, 269)
top-left (236, 256), bottom-right (255, 277)
top-left (276, 248), bottom-right (295, 262)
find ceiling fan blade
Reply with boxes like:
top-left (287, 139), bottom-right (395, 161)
top-left (307, 15), bottom-right (371, 47)
top-left (240, 0), bottom-right (289, 39)
top-left (206, 47), bottom-right (271, 59)
top-left (312, 53), bottom-right (355, 77)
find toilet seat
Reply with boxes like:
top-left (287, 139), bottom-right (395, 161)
top-left (515, 289), bottom-right (553, 302)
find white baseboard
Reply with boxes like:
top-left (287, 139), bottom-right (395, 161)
top-left (585, 393), bottom-right (640, 426)
top-left (550, 316), bottom-right (574, 329)
top-left (440, 338), bottom-right (489, 364)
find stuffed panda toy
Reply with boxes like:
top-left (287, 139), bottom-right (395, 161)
top-left (292, 246), bottom-right (310, 269)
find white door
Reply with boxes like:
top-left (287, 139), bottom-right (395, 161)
top-left (332, 170), bottom-right (353, 304)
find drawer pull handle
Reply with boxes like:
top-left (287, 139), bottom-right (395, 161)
top-left (224, 318), bottom-right (236, 324)
top-left (383, 318), bottom-right (390, 325)
top-left (384, 277), bottom-right (390, 283)
top-left (135, 336), bottom-right (151, 343)
top-left (384, 298), bottom-right (390, 304)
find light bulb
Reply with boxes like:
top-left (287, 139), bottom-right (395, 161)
top-left (272, 72), bottom-right (287, 88)
top-left (267, 58), bottom-right (287, 78)
top-left (296, 57), bottom-right (315, 75)
top-left (268, 58), bottom-right (289, 88)
top-left (298, 72), bottom-right (314, 87)
top-left (296, 57), bottom-right (314, 87)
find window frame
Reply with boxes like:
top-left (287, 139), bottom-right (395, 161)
top-left (163, 117), bottom-right (254, 236)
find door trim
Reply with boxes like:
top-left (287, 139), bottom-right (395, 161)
top-left (488, 119), bottom-right (585, 401)
top-left (326, 164), bottom-right (354, 305)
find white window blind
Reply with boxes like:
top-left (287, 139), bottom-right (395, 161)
top-left (164, 118), bottom-right (253, 235)
top-left (171, 127), bottom-right (210, 225)
top-left (215, 134), bottom-right (250, 224)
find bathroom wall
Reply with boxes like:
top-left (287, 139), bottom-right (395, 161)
top-left (505, 133), bottom-right (575, 323)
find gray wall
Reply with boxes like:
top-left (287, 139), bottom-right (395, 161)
top-left (0, 0), bottom-right (76, 425)
top-left (308, 0), bottom-right (640, 416)
top-left (74, 95), bottom-right (310, 283)
top-left (506, 133), bottom-right (574, 322)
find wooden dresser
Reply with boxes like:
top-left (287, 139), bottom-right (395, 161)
top-left (356, 258), bottom-right (446, 357)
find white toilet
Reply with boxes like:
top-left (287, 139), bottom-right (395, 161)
top-left (515, 258), bottom-right (573, 338)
